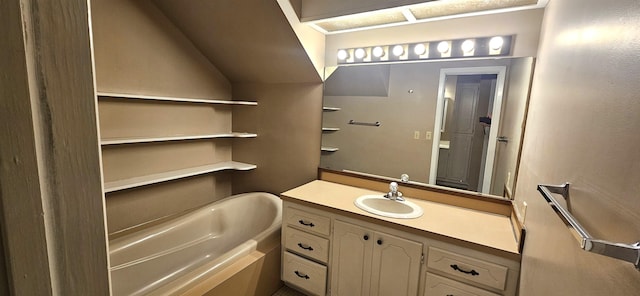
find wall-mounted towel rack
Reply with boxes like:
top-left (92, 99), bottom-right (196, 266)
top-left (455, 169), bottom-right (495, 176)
top-left (348, 120), bottom-right (381, 127)
top-left (537, 183), bottom-right (640, 270)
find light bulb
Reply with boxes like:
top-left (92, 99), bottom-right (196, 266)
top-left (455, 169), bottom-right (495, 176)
top-left (372, 46), bottom-right (385, 58)
top-left (392, 45), bottom-right (404, 57)
top-left (337, 49), bottom-right (349, 60)
top-left (413, 43), bottom-right (426, 55)
top-left (490, 36), bottom-right (504, 50)
top-left (437, 41), bottom-right (450, 53)
top-left (354, 48), bottom-right (366, 59)
top-left (461, 40), bottom-right (475, 53)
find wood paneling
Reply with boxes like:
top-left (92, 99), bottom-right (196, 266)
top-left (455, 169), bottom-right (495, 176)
top-left (0, 0), bottom-right (54, 293)
top-left (1, 0), bottom-right (110, 294)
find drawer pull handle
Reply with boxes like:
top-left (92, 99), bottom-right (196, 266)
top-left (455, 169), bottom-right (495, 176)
top-left (377, 239), bottom-right (383, 245)
top-left (297, 243), bottom-right (314, 251)
top-left (294, 270), bottom-right (310, 279)
top-left (298, 220), bottom-right (315, 227)
top-left (363, 235), bottom-right (369, 241)
top-left (450, 264), bottom-right (479, 276)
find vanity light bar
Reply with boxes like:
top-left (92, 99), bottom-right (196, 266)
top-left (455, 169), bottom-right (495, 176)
top-left (337, 35), bottom-right (513, 64)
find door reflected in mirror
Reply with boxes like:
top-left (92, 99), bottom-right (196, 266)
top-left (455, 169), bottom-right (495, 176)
top-left (320, 57), bottom-right (534, 197)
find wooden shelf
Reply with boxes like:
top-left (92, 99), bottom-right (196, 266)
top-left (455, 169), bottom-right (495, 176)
top-left (104, 161), bottom-right (256, 193)
top-left (101, 133), bottom-right (257, 145)
top-left (322, 127), bottom-right (340, 131)
top-left (97, 92), bottom-right (258, 106)
top-left (321, 147), bottom-right (339, 152)
top-left (323, 107), bottom-right (341, 111)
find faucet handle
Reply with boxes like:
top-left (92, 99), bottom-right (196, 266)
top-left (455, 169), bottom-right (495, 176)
top-left (400, 174), bottom-right (409, 183)
top-left (389, 182), bottom-right (398, 193)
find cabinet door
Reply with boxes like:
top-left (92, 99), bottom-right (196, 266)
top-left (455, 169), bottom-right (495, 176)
top-left (331, 220), bottom-right (374, 296)
top-left (369, 232), bottom-right (423, 296)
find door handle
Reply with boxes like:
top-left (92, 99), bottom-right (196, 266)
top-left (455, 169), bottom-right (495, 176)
top-left (497, 136), bottom-right (509, 143)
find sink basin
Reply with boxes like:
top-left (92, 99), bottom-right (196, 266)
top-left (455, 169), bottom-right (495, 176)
top-left (354, 195), bottom-right (424, 219)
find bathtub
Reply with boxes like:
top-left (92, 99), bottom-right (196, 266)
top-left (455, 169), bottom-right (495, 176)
top-left (109, 192), bottom-right (282, 296)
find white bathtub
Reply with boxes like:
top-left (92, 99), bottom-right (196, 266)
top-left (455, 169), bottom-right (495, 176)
top-left (109, 192), bottom-right (282, 296)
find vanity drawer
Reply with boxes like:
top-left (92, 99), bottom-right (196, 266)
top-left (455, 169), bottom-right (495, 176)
top-left (425, 273), bottom-right (500, 296)
top-left (285, 207), bottom-right (331, 236)
top-left (285, 227), bottom-right (330, 263)
top-left (283, 251), bottom-right (327, 296)
top-left (427, 247), bottom-right (508, 291)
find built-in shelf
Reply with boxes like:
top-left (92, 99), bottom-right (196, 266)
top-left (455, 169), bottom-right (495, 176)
top-left (322, 127), bottom-right (340, 132)
top-left (97, 92), bottom-right (258, 106)
top-left (321, 147), bottom-right (339, 152)
top-left (323, 106), bottom-right (341, 111)
top-left (101, 133), bottom-right (257, 145)
top-left (104, 161), bottom-right (257, 193)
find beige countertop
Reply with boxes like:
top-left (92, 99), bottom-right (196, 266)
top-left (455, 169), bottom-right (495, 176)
top-left (281, 180), bottom-right (520, 255)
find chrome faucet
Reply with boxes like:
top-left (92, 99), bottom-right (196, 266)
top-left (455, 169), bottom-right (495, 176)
top-left (386, 182), bottom-right (404, 201)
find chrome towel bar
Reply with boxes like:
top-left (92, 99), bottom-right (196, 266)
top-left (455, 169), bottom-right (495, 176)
top-left (348, 120), bottom-right (381, 127)
top-left (537, 183), bottom-right (640, 270)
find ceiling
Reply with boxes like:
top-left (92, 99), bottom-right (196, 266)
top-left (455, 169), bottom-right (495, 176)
top-left (303, 0), bottom-right (545, 34)
top-left (153, 0), bottom-right (321, 84)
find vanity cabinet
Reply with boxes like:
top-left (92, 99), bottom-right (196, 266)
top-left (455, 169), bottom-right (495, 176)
top-left (331, 220), bottom-right (422, 296)
top-left (281, 180), bottom-right (523, 296)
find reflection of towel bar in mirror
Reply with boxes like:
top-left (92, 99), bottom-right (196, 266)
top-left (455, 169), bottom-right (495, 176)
top-left (348, 120), bottom-right (381, 127)
top-left (537, 183), bottom-right (640, 270)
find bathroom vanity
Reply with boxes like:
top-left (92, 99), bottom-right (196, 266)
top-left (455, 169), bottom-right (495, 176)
top-left (280, 170), bottom-right (524, 296)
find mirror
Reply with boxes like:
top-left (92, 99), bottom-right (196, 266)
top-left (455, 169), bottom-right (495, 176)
top-left (320, 57), bottom-right (534, 197)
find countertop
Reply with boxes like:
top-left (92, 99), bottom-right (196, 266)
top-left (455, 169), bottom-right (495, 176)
top-left (281, 180), bottom-right (520, 255)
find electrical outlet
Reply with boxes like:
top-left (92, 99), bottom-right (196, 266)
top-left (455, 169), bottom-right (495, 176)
top-left (425, 131), bottom-right (432, 140)
top-left (414, 131), bottom-right (420, 139)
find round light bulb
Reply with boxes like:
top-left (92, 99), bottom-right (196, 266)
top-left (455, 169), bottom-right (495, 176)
top-left (337, 49), bottom-right (349, 60)
top-left (392, 45), bottom-right (404, 57)
top-left (461, 39), bottom-right (475, 53)
top-left (437, 41), bottom-right (450, 54)
top-left (354, 48), bottom-right (366, 59)
top-left (490, 36), bottom-right (504, 50)
top-left (413, 43), bottom-right (426, 55)
top-left (372, 46), bottom-right (385, 58)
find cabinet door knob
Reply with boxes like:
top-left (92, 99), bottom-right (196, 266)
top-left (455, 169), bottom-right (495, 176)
top-left (377, 239), bottom-right (383, 245)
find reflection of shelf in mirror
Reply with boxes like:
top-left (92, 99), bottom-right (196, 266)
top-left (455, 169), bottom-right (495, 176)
top-left (104, 161), bottom-right (257, 193)
top-left (97, 92), bottom-right (258, 106)
top-left (322, 127), bottom-right (340, 131)
top-left (101, 133), bottom-right (257, 145)
top-left (323, 107), bottom-right (341, 111)
top-left (321, 147), bottom-right (339, 152)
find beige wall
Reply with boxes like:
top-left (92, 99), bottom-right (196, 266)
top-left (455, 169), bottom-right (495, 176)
top-left (232, 83), bottom-right (324, 194)
top-left (0, 234), bottom-right (7, 295)
top-left (324, 9), bottom-right (544, 66)
top-left (92, 0), bottom-right (236, 233)
top-left (92, 0), bottom-right (230, 97)
top-left (515, 0), bottom-right (640, 294)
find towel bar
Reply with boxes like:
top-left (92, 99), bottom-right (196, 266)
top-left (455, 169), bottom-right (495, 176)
top-left (348, 120), bottom-right (381, 127)
top-left (537, 183), bottom-right (639, 270)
